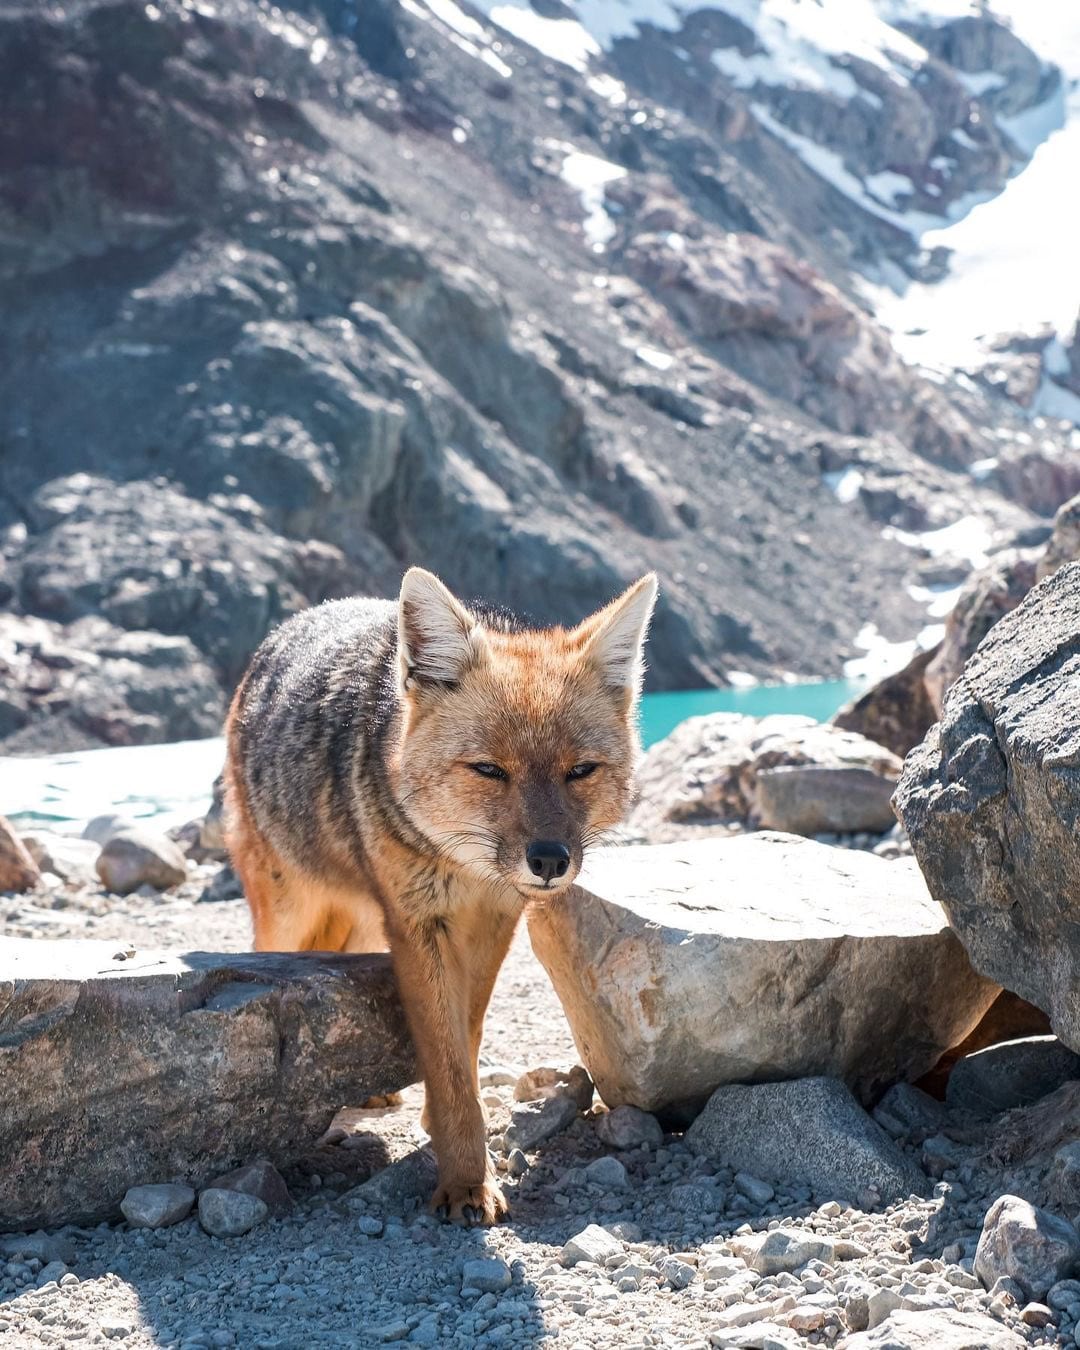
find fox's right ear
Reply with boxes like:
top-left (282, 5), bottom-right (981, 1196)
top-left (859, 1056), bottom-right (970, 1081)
top-left (398, 568), bottom-right (486, 690)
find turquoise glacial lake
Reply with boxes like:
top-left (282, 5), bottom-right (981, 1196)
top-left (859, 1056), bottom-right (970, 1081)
top-left (0, 679), bottom-right (865, 834)
top-left (638, 679), bottom-right (863, 746)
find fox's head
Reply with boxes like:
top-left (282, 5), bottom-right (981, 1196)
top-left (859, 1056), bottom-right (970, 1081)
top-left (392, 567), bottom-right (658, 897)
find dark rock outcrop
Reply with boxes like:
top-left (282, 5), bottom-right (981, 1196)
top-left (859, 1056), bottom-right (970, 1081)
top-left (924, 550), bottom-right (1040, 712)
top-left (832, 645), bottom-right (940, 760)
top-left (894, 563), bottom-right (1080, 1054)
top-left (0, 611), bottom-right (226, 753)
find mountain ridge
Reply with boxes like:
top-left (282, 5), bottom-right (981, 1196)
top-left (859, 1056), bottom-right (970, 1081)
top-left (0, 0), bottom-right (1074, 752)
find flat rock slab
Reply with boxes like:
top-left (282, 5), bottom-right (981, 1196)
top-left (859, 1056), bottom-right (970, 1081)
top-left (839, 1308), bottom-right (1025, 1349)
top-left (0, 939), bottom-right (415, 1230)
top-left (528, 834), bottom-right (998, 1114)
top-left (895, 562), bottom-right (1080, 1053)
top-left (755, 765), bottom-right (898, 836)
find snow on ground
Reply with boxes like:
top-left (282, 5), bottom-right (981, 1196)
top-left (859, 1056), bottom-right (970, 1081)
top-left (843, 619), bottom-right (945, 681)
top-left (726, 669), bottom-right (759, 687)
top-left (842, 624), bottom-right (916, 681)
top-left (558, 149), bottom-right (628, 249)
top-left (483, 3), bottom-right (600, 71)
top-left (634, 345), bottom-right (675, 370)
top-left (469, 0), bottom-right (950, 92)
top-left (709, 0), bottom-right (926, 98)
top-left (873, 515), bottom-right (996, 648)
top-left (405, 0), bottom-right (514, 76)
top-left (875, 85), bottom-right (1080, 369)
top-left (907, 582), bottom-right (965, 619)
top-left (882, 515), bottom-right (994, 571)
top-left (823, 466), bottom-right (865, 505)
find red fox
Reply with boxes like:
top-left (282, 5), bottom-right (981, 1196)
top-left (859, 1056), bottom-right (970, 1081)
top-left (224, 567), bottom-right (657, 1225)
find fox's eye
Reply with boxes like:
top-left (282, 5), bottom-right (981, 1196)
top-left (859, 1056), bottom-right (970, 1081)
top-left (566, 762), bottom-right (599, 781)
top-left (469, 762), bottom-right (508, 781)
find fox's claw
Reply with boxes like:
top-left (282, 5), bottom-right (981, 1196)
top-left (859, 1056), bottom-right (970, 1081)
top-left (430, 1179), bottom-right (508, 1226)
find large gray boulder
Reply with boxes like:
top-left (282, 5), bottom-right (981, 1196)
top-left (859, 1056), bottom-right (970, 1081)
top-left (686, 1077), bottom-right (926, 1203)
top-left (0, 938), bottom-right (414, 1229)
top-left (0, 609), bottom-right (229, 756)
top-left (894, 562), bottom-right (1080, 1053)
top-left (18, 830), bottom-right (99, 886)
top-left (628, 716), bottom-right (902, 843)
top-left (527, 835), bottom-right (997, 1114)
top-left (755, 765), bottom-right (898, 836)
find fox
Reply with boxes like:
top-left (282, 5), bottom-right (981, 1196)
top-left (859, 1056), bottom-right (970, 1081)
top-left (223, 567), bottom-right (658, 1225)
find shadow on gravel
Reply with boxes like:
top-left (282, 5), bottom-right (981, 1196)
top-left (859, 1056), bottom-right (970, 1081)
top-left (1, 1141), bottom-right (547, 1347)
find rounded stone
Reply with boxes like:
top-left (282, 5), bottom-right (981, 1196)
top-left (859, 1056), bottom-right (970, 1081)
top-left (197, 1188), bottom-right (268, 1238)
top-left (121, 1184), bottom-right (196, 1230)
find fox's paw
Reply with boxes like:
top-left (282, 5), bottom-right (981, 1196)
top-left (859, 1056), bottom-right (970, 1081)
top-left (361, 1090), bottom-right (404, 1109)
top-left (430, 1178), bottom-right (508, 1226)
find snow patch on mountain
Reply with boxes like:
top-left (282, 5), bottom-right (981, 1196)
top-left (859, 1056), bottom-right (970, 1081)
top-left (751, 104), bottom-right (988, 238)
top-left (469, 0), bottom-right (942, 94)
top-left (407, 0), bottom-right (514, 76)
top-left (861, 0), bottom-right (1080, 420)
top-left (460, 0), bottom-right (1058, 248)
top-left (558, 148), bottom-right (628, 249)
top-left (483, 3), bottom-right (600, 70)
top-left (707, 0), bottom-right (927, 98)
top-left (873, 94), bottom-right (1080, 370)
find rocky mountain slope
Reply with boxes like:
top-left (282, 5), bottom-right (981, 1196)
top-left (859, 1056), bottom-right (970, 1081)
top-left (0, 0), bottom-right (1075, 751)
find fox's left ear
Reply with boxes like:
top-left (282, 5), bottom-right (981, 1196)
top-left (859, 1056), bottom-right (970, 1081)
top-left (581, 574), bottom-right (658, 696)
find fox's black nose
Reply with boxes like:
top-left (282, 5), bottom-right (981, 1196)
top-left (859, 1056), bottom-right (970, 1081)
top-left (526, 840), bottom-right (571, 882)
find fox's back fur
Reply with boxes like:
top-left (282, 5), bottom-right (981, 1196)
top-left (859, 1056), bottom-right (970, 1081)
top-left (230, 597), bottom-right (401, 883)
top-left (224, 569), bottom-right (657, 1225)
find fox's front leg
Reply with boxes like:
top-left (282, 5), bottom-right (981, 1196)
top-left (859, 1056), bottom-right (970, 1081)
top-left (388, 911), bottom-right (507, 1226)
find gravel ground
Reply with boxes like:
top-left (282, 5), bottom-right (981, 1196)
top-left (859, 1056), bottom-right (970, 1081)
top-left (1, 859), bottom-right (1075, 1349)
